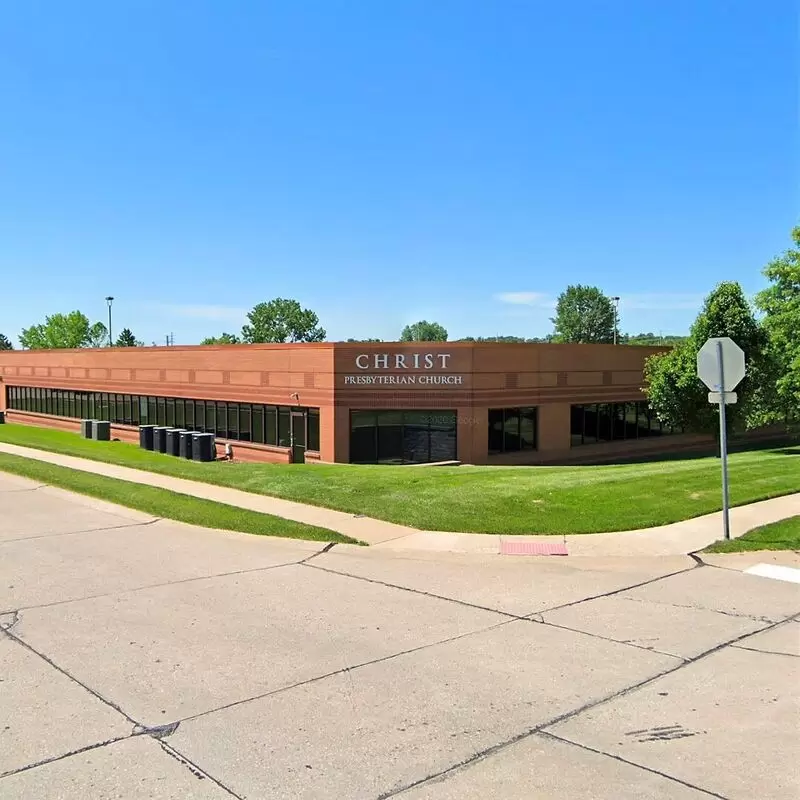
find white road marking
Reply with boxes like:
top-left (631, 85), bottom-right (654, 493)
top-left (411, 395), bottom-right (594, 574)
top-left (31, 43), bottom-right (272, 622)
top-left (743, 563), bottom-right (800, 584)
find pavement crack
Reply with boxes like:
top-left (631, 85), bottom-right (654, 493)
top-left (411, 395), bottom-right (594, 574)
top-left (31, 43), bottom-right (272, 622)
top-left (133, 720), bottom-right (181, 739)
top-left (528, 616), bottom-right (686, 662)
top-left (0, 517), bottom-right (163, 546)
top-left (0, 610), bottom-right (20, 633)
top-left (0, 735), bottom-right (131, 781)
top-left (730, 644), bottom-right (800, 658)
top-left (618, 595), bottom-right (777, 624)
top-left (529, 563), bottom-right (698, 617)
top-left (157, 740), bottom-right (247, 798)
top-left (178, 618), bottom-right (517, 726)
top-left (3, 560), bottom-right (303, 616)
top-left (537, 732), bottom-right (729, 799)
top-left (303, 561), bottom-right (522, 619)
top-left (299, 542), bottom-right (338, 564)
top-left (2, 627), bottom-right (139, 726)
top-left (376, 615), bottom-right (791, 799)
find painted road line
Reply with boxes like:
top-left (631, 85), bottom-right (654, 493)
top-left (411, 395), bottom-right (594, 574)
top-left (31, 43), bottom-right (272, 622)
top-left (743, 563), bottom-right (800, 585)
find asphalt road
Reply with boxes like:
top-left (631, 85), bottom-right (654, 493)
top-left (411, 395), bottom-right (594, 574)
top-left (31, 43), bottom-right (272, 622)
top-left (1, 471), bottom-right (798, 799)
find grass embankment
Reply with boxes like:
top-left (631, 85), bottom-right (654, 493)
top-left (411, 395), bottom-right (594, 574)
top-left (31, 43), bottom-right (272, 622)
top-left (704, 516), bottom-right (800, 553)
top-left (0, 451), bottom-right (355, 544)
top-left (0, 424), bottom-right (797, 535)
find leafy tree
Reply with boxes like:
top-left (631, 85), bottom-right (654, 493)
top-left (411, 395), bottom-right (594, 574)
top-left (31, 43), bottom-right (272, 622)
top-left (115, 328), bottom-right (143, 347)
top-left (0, 333), bottom-right (12, 350)
top-left (241, 298), bottom-right (325, 343)
top-left (755, 226), bottom-right (800, 421)
top-left (457, 335), bottom-right (553, 343)
top-left (551, 285), bottom-right (616, 343)
top-left (201, 332), bottom-right (241, 345)
top-left (644, 282), bottom-right (772, 434)
top-left (19, 311), bottom-right (108, 349)
top-left (400, 320), bottom-right (448, 342)
top-left (624, 332), bottom-right (689, 347)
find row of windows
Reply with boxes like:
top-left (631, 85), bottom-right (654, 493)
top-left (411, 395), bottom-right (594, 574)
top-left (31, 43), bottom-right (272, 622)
top-left (488, 407), bottom-right (537, 454)
top-left (570, 402), bottom-right (684, 446)
top-left (350, 410), bottom-right (457, 464)
top-left (6, 386), bottom-right (320, 452)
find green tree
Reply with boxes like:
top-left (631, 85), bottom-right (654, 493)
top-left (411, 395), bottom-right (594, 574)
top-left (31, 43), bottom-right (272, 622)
top-left (644, 282), bottom-right (771, 434)
top-left (400, 320), bottom-right (448, 342)
top-left (201, 332), bottom-right (241, 345)
top-left (241, 298), bottom-right (325, 343)
top-left (551, 285), bottom-right (616, 343)
top-left (0, 333), bottom-right (12, 350)
top-left (755, 226), bottom-right (800, 420)
top-left (19, 311), bottom-right (108, 349)
top-left (624, 332), bottom-right (689, 347)
top-left (115, 328), bottom-right (143, 347)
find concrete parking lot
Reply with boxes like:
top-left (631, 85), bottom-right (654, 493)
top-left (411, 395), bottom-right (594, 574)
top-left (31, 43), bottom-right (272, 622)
top-left (1, 471), bottom-right (798, 799)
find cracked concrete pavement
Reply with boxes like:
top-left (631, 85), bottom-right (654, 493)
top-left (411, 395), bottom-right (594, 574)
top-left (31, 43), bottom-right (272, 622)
top-left (1, 472), bottom-right (798, 799)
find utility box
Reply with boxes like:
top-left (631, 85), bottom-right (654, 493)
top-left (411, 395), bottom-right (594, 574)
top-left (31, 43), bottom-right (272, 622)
top-left (192, 432), bottom-right (216, 462)
top-left (165, 428), bottom-right (183, 457)
top-left (139, 425), bottom-right (155, 451)
top-left (0, 411), bottom-right (5, 424)
top-left (93, 420), bottom-right (111, 442)
top-left (152, 426), bottom-right (169, 454)
top-left (80, 419), bottom-right (93, 438)
top-left (179, 430), bottom-right (194, 460)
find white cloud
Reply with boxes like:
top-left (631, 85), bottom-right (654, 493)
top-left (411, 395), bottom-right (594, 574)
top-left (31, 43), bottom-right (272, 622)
top-left (148, 304), bottom-right (248, 322)
top-left (494, 292), bottom-right (555, 308)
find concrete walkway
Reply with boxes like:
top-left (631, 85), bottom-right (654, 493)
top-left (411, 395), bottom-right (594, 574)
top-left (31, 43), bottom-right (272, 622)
top-left (0, 441), bottom-right (797, 556)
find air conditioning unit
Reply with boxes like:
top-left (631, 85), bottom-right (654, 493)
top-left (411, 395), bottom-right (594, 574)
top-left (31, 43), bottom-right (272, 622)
top-left (81, 419), bottom-right (93, 438)
top-left (152, 426), bottom-right (169, 453)
top-left (93, 421), bottom-right (111, 442)
top-left (165, 428), bottom-right (184, 457)
top-left (139, 425), bottom-right (155, 450)
top-left (179, 430), bottom-right (194, 460)
top-left (192, 432), bottom-right (216, 462)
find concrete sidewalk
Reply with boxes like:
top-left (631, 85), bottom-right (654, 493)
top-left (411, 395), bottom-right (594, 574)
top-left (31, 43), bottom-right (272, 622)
top-left (0, 440), bottom-right (797, 555)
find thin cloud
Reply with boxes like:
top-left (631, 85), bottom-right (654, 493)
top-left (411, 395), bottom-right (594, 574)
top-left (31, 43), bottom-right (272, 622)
top-left (494, 292), bottom-right (555, 308)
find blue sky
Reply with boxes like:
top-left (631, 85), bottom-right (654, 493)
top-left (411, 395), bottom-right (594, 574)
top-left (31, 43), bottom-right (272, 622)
top-left (1, 1), bottom-right (796, 345)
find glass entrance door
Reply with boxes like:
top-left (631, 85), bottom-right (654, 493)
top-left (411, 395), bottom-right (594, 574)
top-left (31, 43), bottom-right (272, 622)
top-left (290, 411), bottom-right (306, 463)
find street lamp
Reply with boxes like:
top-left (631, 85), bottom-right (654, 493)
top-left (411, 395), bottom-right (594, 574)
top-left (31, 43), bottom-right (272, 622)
top-left (105, 297), bottom-right (114, 347)
top-left (611, 296), bottom-right (620, 345)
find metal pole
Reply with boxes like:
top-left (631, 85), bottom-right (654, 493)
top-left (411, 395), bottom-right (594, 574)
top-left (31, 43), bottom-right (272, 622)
top-left (716, 339), bottom-right (731, 540)
top-left (105, 296), bottom-right (114, 346)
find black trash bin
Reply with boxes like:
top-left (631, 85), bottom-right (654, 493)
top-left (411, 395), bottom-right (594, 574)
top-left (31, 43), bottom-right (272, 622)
top-left (192, 432), bottom-right (216, 462)
top-left (165, 428), bottom-right (183, 457)
top-left (93, 420), bottom-right (111, 441)
top-left (80, 419), bottom-right (93, 438)
top-left (179, 430), bottom-right (194, 460)
top-left (153, 426), bottom-right (169, 453)
top-left (139, 425), bottom-right (155, 450)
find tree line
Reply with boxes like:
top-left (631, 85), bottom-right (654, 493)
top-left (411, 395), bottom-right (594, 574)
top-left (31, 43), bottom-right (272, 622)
top-left (0, 311), bottom-right (143, 351)
top-left (2, 226), bottom-right (797, 439)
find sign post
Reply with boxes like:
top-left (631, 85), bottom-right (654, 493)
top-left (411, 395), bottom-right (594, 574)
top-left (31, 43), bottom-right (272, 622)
top-left (696, 337), bottom-right (746, 540)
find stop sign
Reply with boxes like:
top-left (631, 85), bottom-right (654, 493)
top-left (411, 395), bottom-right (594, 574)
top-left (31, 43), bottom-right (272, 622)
top-left (697, 337), bottom-right (746, 392)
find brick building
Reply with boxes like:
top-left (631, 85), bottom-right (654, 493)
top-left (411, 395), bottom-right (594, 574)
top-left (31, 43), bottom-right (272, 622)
top-left (0, 341), bottom-right (694, 465)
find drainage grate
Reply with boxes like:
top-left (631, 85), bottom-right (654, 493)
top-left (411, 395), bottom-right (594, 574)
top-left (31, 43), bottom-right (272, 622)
top-left (500, 539), bottom-right (568, 556)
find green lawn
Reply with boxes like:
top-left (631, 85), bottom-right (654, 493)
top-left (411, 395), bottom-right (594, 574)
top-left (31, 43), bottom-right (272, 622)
top-left (704, 515), bottom-right (800, 553)
top-left (0, 423), bottom-right (797, 535)
top-left (0, 451), bottom-right (356, 544)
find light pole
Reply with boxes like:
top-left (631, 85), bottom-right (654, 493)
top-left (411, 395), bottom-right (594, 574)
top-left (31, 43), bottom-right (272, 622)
top-left (611, 296), bottom-right (620, 345)
top-left (105, 297), bottom-right (114, 346)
